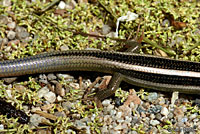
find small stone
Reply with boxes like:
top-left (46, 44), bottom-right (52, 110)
top-left (150, 120), bottom-right (160, 126)
top-left (167, 112), bottom-right (174, 119)
top-left (102, 24), bottom-right (111, 35)
top-left (54, 111), bottom-right (66, 118)
top-left (16, 31), bottom-right (29, 39)
top-left (30, 114), bottom-right (45, 127)
top-left (110, 109), bottom-right (116, 116)
top-left (150, 114), bottom-right (155, 119)
top-left (4, 45), bottom-right (11, 52)
top-left (129, 130), bottom-right (138, 134)
top-left (116, 112), bottom-right (122, 119)
top-left (47, 73), bottom-right (57, 81)
top-left (69, 83), bottom-right (79, 89)
top-left (162, 19), bottom-right (170, 27)
top-left (7, 30), bottom-right (16, 40)
top-left (2, 38), bottom-right (8, 45)
top-left (102, 99), bottom-right (111, 107)
top-left (114, 124), bottom-right (123, 130)
top-left (60, 45), bottom-right (69, 51)
top-left (0, 15), bottom-right (8, 24)
top-left (57, 95), bottom-right (63, 101)
top-left (57, 74), bottom-right (74, 80)
top-left (14, 85), bottom-right (26, 92)
top-left (155, 113), bottom-right (162, 120)
top-left (158, 97), bottom-right (165, 105)
top-left (44, 91), bottom-right (56, 103)
top-left (0, 124), bottom-right (4, 130)
top-left (161, 107), bottom-right (169, 117)
top-left (5, 89), bottom-right (12, 98)
top-left (181, 117), bottom-right (188, 123)
top-left (3, 77), bottom-right (17, 84)
top-left (131, 116), bottom-right (139, 124)
top-left (58, 1), bottom-right (66, 9)
top-left (7, 22), bottom-right (16, 29)
top-left (37, 86), bottom-right (49, 98)
top-left (1, 0), bottom-right (11, 7)
top-left (189, 114), bottom-right (197, 120)
top-left (101, 126), bottom-right (108, 133)
top-left (194, 98), bottom-right (200, 107)
top-left (147, 92), bottom-right (158, 102)
top-left (62, 101), bottom-right (73, 110)
top-left (125, 116), bottom-right (132, 123)
top-left (55, 82), bottom-right (65, 96)
top-left (107, 104), bottom-right (114, 111)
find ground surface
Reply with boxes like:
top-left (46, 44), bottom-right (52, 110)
top-left (0, 0), bottom-right (200, 133)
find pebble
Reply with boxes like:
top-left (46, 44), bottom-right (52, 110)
top-left (110, 109), bottom-right (116, 116)
top-left (44, 91), bottom-right (56, 103)
top-left (14, 85), bottom-right (26, 92)
top-left (161, 107), bottom-right (169, 117)
top-left (167, 112), bottom-right (174, 119)
top-left (2, 77), bottom-right (17, 84)
top-left (147, 92), bottom-right (158, 102)
top-left (7, 22), bottom-right (16, 29)
top-left (37, 86), bottom-right (49, 98)
top-left (69, 83), bottom-right (79, 89)
top-left (147, 105), bottom-right (162, 114)
top-left (150, 120), bottom-right (160, 126)
top-left (0, 124), bottom-right (4, 130)
top-left (189, 114), bottom-right (197, 120)
top-left (161, 19), bottom-right (170, 27)
top-left (102, 99), bottom-right (111, 107)
top-left (16, 31), bottom-right (29, 39)
top-left (47, 73), bottom-right (57, 81)
top-left (101, 126), bottom-right (108, 133)
top-left (102, 24), bottom-right (111, 35)
top-left (158, 97), bottom-right (165, 105)
top-left (62, 101), bottom-right (73, 110)
top-left (58, 1), bottom-right (66, 9)
top-left (7, 30), bottom-right (16, 40)
top-left (116, 111), bottom-right (122, 119)
top-left (1, 0), bottom-right (11, 7)
top-left (106, 104), bottom-right (114, 112)
top-left (155, 113), bottom-right (162, 120)
top-left (0, 15), bottom-right (8, 24)
top-left (60, 45), bottom-right (69, 51)
top-left (30, 114), bottom-right (45, 127)
top-left (56, 73), bottom-right (74, 80)
top-left (55, 82), bottom-right (65, 96)
top-left (150, 114), bottom-right (155, 119)
top-left (57, 95), bottom-right (63, 101)
top-left (54, 111), bottom-right (66, 118)
top-left (194, 98), bottom-right (200, 107)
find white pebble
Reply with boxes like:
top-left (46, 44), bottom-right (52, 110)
top-left (58, 1), bottom-right (66, 9)
top-left (116, 111), bottom-right (122, 119)
top-left (7, 22), bottom-right (16, 29)
top-left (44, 91), bottom-right (56, 103)
top-left (161, 107), bottom-right (169, 117)
top-left (102, 99), bottom-right (111, 107)
top-left (37, 86), bottom-right (49, 98)
top-left (150, 120), bottom-right (160, 126)
top-left (0, 124), bottom-right (4, 130)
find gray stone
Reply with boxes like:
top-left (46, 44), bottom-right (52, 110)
top-left (150, 120), bottom-right (160, 126)
top-left (7, 30), bottom-right (16, 40)
top-left (44, 91), bottom-right (56, 103)
top-left (7, 22), bottom-right (16, 29)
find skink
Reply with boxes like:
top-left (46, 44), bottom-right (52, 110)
top-left (1, 48), bottom-right (200, 100)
